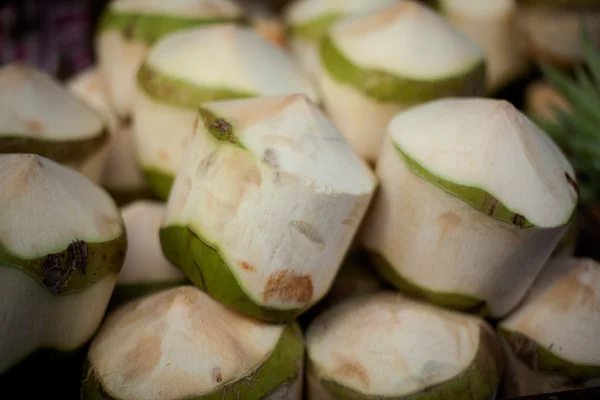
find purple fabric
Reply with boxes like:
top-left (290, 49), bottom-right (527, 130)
top-left (0, 0), bottom-right (93, 77)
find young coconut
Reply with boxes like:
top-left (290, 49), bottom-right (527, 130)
top-left (283, 0), bottom-right (399, 80)
top-left (319, 1), bottom-right (486, 164)
top-left (96, 0), bottom-right (245, 118)
top-left (436, 0), bottom-right (530, 92)
top-left (361, 98), bottom-right (579, 318)
top-left (160, 94), bottom-right (377, 322)
top-left (110, 201), bottom-right (187, 308)
top-left (498, 257), bottom-right (600, 397)
top-left (305, 291), bottom-right (503, 400)
top-left (0, 63), bottom-right (109, 184)
top-left (81, 286), bottom-right (304, 400)
top-left (0, 154), bottom-right (126, 396)
top-left (133, 25), bottom-right (319, 200)
top-left (514, 4), bottom-right (600, 69)
top-left (67, 68), bottom-right (150, 203)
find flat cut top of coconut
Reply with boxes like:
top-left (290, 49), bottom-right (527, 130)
top-left (109, 0), bottom-right (242, 18)
top-left (88, 286), bottom-right (284, 400)
top-left (119, 201), bottom-right (185, 284)
top-left (67, 67), bottom-right (120, 134)
top-left (144, 25), bottom-right (319, 103)
top-left (306, 292), bottom-right (484, 397)
top-left (389, 98), bottom-right (578, 228)
top-left (0, 63), bottom-right (105, 141)
top-left (328, 1), bottom-right (484, 80)
top-left (0, 154), bottom-right (122, 259)
top-left (501, 257), bottom-right (600, 365)
top-left (285, 0), bottom-right (398, 25)
top-left (440, 0), bottom-right (515, 18)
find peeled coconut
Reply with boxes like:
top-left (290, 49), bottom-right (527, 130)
top-left (320, 1), bottom-right (486, 164)
top-left (514, 4), bottom-right (600, 69)
top-left (160, 94), bottom-right (377, 322)
top-left (436, 0), bottom-right (530, 92)
top-left (67, 67), bottom-right (149, 202)
top-left (499, 257), bottom-right (600, 397)
top-left (81, 286), bottom-right (304, 400)
top-left (361, 98), bottom-right (579, 318)
top-left (133, 24), bottom-right (319, 200)
top-left (306, 292), bottom-right (503, 400)
top-left (110, 201), bottom-right (187, 308)
top-left (0, 154), bottom-right (126, 395)
top-left (0, 63), bottom-right (109, 183)
top-left (284, 0), bottom-right (399, 80)
top-left (96, 0), bottom-right (245, 118)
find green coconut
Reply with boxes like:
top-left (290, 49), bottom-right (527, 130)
top-left (283, 0), bottom-right (399, 79)
top-left (109, 200), bottom-right (188, 309)
top-left (0, 63), bottom-right (109, 184)
top-left (95, 0), bottom-right (245, 118)
top-left (361, 98), bottom-right (579, 318)
top-left (81, 286), bottom-right (304, 400)
top-left (319, 0), bottom-right (486, 164)
top-left (0, 153), bottom-right (126, 397)
top-left (498, 257), bottom-right (600, 397)
top-left (436, 0), bottom-right (531, 92)
top-left (132, 24), bottom-right (319, 200)
top-left (159, 94), bottom-right (376, 322)
top-left (306, 291), bottom-right (503, 399)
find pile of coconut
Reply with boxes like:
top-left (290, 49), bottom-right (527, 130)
top-left (1, 0), bottom-right (599, 399)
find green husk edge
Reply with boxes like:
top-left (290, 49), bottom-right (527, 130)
top-left (0, 129), bottom-right (109, 164)
top-left (137, 63), bottom-right (258, 110)
top-left (0, 235), bottom-right (127, 295)
top-left (160, 225), bottom-right (307, 323)
top-left (394, 142), bottom-right (536, 228)
top-left (81, 324), bottom-right (304, 400)
top-left (288, 13), bottom-right (342, 43)
top-left (98, 9), bottom-right (247, 45)
top-left (501, 329), bottom-right (600, 381)
top-left (143, 167), bottom-right (174, 201)
top-left (367, 250), bottom-right (491, 317)
top-left (320, 35), bottom-right (486, 104)
top-left (309, 326), bottom-right (503, 400)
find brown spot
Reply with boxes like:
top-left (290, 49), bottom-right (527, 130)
top-left (26, 120), bottom-right (45, 134)
top-left (336, 362), bottom-right (370, 386)
top-left (158, 150), bottom-right (170, 163)
top-left (238, 261), bottom-right (255, 272)
top-left (544, 267), bottom-right (598, 313)
top-left (41, 241), bottom-right (88, 294)
top-left (565, 172), bottom-right (580, 196)
top-left (212, 367), bottom-right (223, 384)
top-left (67, 240), bottom-right (88, 274)
top-left (483, 194), bottom-right (499, 217)
top-left (244, 165), bottom-right (262, 186)
top-left (512, 214), bottom-right (526, 228)
top-left (437, 211), bottom-right (462, 234)
top-left (263, 270), bottom-right (313, 303)
top-left (123, 334), bottom-right (163, 381)
top-left (262, 148), bottom-right (279, 168)
top-left (211, 118), bottom-right (238, 143)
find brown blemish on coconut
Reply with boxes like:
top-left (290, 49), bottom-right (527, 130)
top-left (212, 367), bottom-right (224, 384)
top-left (158, 150), bottom-right (170, 163)
top-left (512, 214), bottom-right (526, 228)
top-left (565, 172), bottom-right (579, 196)
top-left (438, 211), bottom-right (462, 241)
top-left (483, 194), bottom-right (499, 217)
top-left (238, 261), bottom-right (255, 272)
top-left (336, 361), bottom-right (370, 386)
top-left (264, 270), bottom-right (313, 303)
top-left (542, 266), bottom-right (599, 313)
top-left (244, 165), bottom-right (262, 186)
top-left (41, 240), bottom-right (89, 294)
top-left (122, 334), bottom-right (163, 381)
top-left (26, 120), bottom-right (45, 134)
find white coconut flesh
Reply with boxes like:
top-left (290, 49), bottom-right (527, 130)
top-left (320, 1), bottom-right (485, 163)
top-left (438, 0), bottom-right (529, 91)
top-left (306, 292), bottom-right (501, 398)
top-left (162, 94), bottom-right (376, 311)
top-left (500, 258), bottom-right (600, 370)
top-left (284, 0), bottom-right (399, 78)
top-left (85, 286), bottom-right (299, 400)
top-left (134, 24), bottom-right (319, 188)
top-left (0, 270), bottom-right (116, 374)
top-left (119, 201), bottom-right (185, 285)
top-left (96, 0), bottom-right (243, 118)
top-left (67, 66), bottom-right (120, 134)
top-left (515, 6), bottom-right (600, 66)
top-left (360, 98), bottom-right (578, 317)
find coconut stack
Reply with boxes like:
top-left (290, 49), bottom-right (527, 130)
top-left (498, 257), bottom-right (600, 397)
top-left (514, 0), bottom-right (600, 69)
top-left (435, 0), bottom-right (531, 93)
top-left (318, 0), bottom-right (486, 165)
